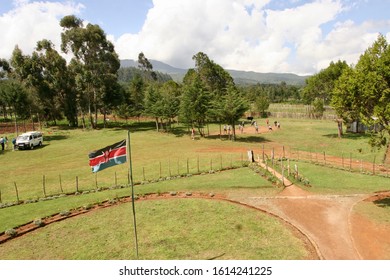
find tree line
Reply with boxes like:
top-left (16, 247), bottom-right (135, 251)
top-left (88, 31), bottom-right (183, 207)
top-left (0, 15), bottom-right (388, 148)
top-left (0, 16), bottom-right (250, 140)
top-left (302, 34), bottom-right (390, 154)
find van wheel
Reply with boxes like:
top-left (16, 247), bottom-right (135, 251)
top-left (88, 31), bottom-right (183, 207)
top-left (30, 144), bottom-right (34, 150)
top-left (38, 142), bottom-right (42, 147)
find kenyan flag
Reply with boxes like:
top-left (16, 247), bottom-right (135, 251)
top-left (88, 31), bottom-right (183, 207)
top-left (88, 139), bottom-right (127, 173)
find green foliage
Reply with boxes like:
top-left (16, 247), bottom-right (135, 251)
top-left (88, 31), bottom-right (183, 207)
top-left (254, 93), bottom-right (270, 117)
top-left (210, 85), bottom-right (249, 140)
top-left (332, 34), bottom-right (390, 148)
top-left (60, 15), bottom-right (120, 129)
top-left (180, 76), bottom-right (211, 135)
top-left (33, 218), bottom-right (45, 227)
top-left (0, 80), bottom-right (31, 120)
top-left (5, 228), bottom-right (17, 237)
top-left (302, 60), bottom-right (349, 105)
top-left (311, 98), bottom-right (325, 119)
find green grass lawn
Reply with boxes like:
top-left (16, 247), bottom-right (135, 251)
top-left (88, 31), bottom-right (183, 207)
top-left (290, 161), bottom-right (390, 194)
top-left (0, 118), bottom-right (389, 260)
top-left (0, 199), bottom-right (310, 260)
top-left (0, 168), bottom-right (277, 233)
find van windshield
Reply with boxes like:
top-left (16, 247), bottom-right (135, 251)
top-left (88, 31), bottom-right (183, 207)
top-left (17, 135), bottom-right (29, 141)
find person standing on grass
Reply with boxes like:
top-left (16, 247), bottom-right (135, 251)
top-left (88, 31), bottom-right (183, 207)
top-left (240, 124), bottom-right (244, 134)
top-left (4, 136), bottom-right (8, 149)
top-left (191, 127), bottom-right (195, 140)
top-left (12, 138), bottom-right (16, 150)
top-left (0, 136), bottom-right (4, 150)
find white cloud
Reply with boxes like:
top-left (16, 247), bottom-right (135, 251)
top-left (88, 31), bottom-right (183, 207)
top-left (1, 0), bottom-right (389, 75)
top-left (114, 0), bottom-right (390, 74)
top-left (0, 1), bottom-right (84, 59)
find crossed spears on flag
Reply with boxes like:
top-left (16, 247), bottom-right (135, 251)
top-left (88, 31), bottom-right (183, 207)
top-left (88, 132), bottom-right (139, 259)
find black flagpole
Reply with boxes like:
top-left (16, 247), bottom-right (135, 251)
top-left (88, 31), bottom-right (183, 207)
top-left (127, 130), bottom-right (139, 259)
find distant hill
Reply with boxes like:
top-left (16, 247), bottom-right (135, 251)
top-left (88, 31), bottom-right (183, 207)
top-left (120, 59), bottom-right (309, 86)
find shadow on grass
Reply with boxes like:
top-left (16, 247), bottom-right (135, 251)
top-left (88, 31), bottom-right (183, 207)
top-left (323, 132), bottom-right (371, 140)
top-left (373, 197), bottom-right (390, 208)
top-left (204, 134), bottom-right (271, 144)
top-left (229, 185), bottom-right (275, 189)
top-left (44, 135), bottom-right (69, 141)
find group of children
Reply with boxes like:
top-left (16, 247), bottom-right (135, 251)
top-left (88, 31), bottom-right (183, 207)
top-left (219, 119), bottom-right (281, 135)
top-left (191, 118), bottom-right (281, 139)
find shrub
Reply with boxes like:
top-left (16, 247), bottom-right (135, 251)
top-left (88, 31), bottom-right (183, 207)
top-left (5, 228), bottom-right (17, 237)
top-left (33, 218), bottom-right (45, 227)
top-left (60, 210), bottom-right (71, 217)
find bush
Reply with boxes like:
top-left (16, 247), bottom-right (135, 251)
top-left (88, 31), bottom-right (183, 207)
top-left (60, 210), bottom-right (71, 217)
top-left (33, 218), bottom-right (45, 227)
top-left (5, 228), bottom-right (17, 237)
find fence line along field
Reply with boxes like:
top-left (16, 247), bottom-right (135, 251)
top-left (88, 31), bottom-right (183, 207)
top-left (0, 118), bottom-right (388, 205)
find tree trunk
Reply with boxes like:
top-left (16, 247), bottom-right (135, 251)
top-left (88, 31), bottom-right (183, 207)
top-left (103, 109), bottom-right (107, 128)
top-left (155, 117), bottom-right (159, 132)
top-left (12, 109), bottom-right (18, 136)
top-left (383, 142), bottom-right (390, 165)
top-left (337, 119), bottom-right (343, 138)
top-left (94, 89), bottom-right (98, 129)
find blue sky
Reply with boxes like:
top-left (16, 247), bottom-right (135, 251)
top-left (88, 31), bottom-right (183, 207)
top-left (0, 0), bottom-right (389, 74)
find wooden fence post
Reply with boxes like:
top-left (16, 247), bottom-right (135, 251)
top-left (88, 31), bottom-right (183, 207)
top-left (42, 175), bottom-right (46, 197)
top-left (0, 189), bottom-right (2, 204)
top-left (288, 159), bottom-right (290, 176)
top-left (159, 162), bottom-right (162, 178)
top-left (187, 158), bottom-right (189, 174)
top-left (59, 174), bottom-right (63, 193)
top-left (262, 144), bottom-right (265, 163)
top-left (323, 152), bottom-right (326, 165)
top-left (14, 182), bottom-right (19, 203)
top-left (349, 153), bottom-right (352, 171)
top-left (197, 156), bottom-right (200, 173)
top-left (177, 159), bottom-right (180, 175)
top-left (143, 167), bottom-right (146, 181)
top-left (281, 158), bottom-right (285, 186)
top-left (373, 156), bottom-right (376, 175)
top-left (95, 173), bottom-right (98, 189)
top-left (75, 176), bottom-right (79, 193)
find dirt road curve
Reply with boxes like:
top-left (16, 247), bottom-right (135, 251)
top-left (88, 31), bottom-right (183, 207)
top-left (233, 161), bottom-right (390, 260)
top-left (238, 186), bottom-right (369, 259)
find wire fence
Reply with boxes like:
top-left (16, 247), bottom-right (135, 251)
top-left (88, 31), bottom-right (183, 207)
top-left (1, 144), bottom-right (388, 207)
top-left (0, 153), bottom-right (250, 206)
top-left (254, 145), bottom-right (390, 178)
top-left (268, 104), bottom-right (337, 120)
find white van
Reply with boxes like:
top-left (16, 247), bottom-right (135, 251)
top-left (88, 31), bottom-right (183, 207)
top-left (16, 131), bottom-right (43, 150)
